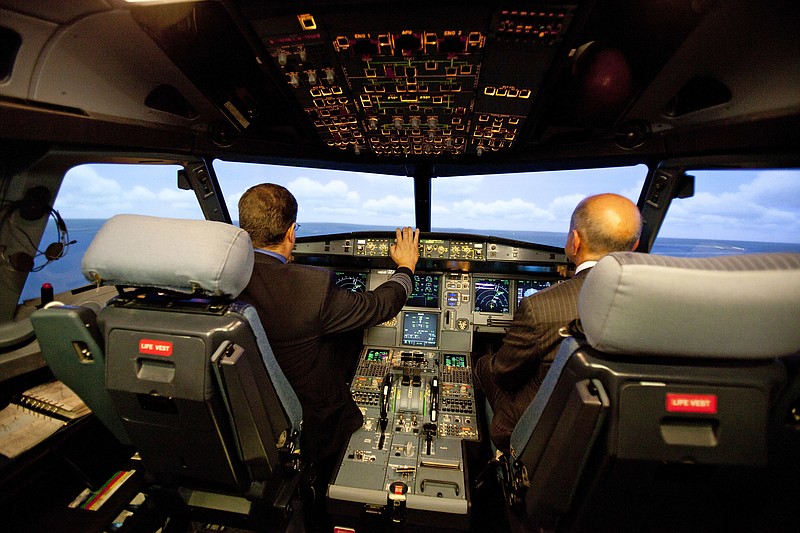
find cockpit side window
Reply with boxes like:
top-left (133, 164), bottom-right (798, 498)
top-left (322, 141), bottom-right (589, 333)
top-left (19, 163), bottom-right (197, 303)
top-left (653, 169), bottom-right (800, 257)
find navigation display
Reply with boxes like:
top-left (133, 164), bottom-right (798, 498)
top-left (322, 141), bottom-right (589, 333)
top-left (406, 274), bottom-right (440, 308)
top-left (473, 278), bottom-right (511, 314)
top-left (516, 280), bottom-right (553, 303)
top-left (335, 271), bottom-right (368, 292)
top-left (402, 311), bottom-right (439, 347)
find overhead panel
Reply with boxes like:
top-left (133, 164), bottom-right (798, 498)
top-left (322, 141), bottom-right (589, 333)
top-left (257, 4), bottom-right (576, 158)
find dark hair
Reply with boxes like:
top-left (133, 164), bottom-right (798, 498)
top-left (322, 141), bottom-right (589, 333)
top-left (238, 183), bottom-right (298, 247)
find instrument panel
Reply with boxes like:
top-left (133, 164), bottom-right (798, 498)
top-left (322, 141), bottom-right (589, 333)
top-left (328, 267), bottom-right (559, 522)
top-left (334, 268), bottom-right (558, 340)
top-left (311, 232), bottom-right (567, 526)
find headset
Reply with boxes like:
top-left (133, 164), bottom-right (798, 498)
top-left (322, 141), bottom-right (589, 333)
top-left (0, 186), bottom-right (74, 273)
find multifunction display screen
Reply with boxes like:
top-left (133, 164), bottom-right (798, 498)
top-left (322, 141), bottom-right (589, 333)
top-left (516, 280), bottom-right (553, 303)
top-left (473, 278), bottom-right (511, 314)
top-left (443, 353), bottom-right (467, 368)
top-left (407, 274), bottom-right (440, 308)
top-left (365, 349), bottom-right (390, 361)
top-left (335, 271), bottom-right (368, 293)
top-left (402, 311), bottom-right (439, 347)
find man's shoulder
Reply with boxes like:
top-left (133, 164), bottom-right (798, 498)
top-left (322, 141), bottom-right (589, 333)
top-left (543, 274), bottom-right (586, 294)
top-left (522, 274), bottom-right (585, 306)
top-left (253, 257), bottom-right (332, 281)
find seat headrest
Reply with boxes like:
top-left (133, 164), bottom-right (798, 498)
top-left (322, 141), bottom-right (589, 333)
top-left (82, 214), bottom-right (254, 298)
top-left (579, 252), bottom-right (800, 359)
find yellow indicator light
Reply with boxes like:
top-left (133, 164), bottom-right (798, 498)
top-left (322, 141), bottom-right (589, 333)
top-left (297, 14), bottom-right (316, 30)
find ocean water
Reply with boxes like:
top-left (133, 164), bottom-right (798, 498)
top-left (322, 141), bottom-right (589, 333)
top-left (18, 219), bottom-right (800, 302)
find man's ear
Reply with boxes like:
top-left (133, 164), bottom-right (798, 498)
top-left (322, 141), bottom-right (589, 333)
top-left (570, 229), bottom-right (581, 256)
top-left (282, 224), bottom-right (294, 245)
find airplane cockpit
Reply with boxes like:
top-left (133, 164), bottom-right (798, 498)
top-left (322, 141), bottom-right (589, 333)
top-left (0, 0), bottom-right (798, 532)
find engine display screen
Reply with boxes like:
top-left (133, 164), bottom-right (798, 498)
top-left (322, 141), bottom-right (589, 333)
top-left (473, 278), bottom-right (511, 314)
top-left (516, 280), bottom-right (553, 303)
top-left (406, 274), bottom-right (440, 308)
top-left (402, 311), bottom-right (439, 347)
top-left (335, 271), bottom-right (368, 293)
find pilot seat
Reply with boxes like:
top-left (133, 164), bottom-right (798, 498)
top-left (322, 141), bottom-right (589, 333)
top-left (497, 252), bottom-right (800, 532)
top-left (33, 214), bottom-right (304, 530)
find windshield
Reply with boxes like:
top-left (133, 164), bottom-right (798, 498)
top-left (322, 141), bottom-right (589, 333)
top-left (431, 165), bottom-right (647, 248)
top-left (214, 160), bottom-right (415, 234)
top-left (19, 163), bottom-right (800, 303)
top-left (213, 162), bottom-right (648, 249)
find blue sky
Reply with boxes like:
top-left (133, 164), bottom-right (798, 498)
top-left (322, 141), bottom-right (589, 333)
top-left (56, 162), bottom-right (800, 243)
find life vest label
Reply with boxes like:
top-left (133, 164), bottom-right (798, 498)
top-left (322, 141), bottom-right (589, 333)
top-left (665, 393), bottom-right (717, 413)
top-left (139, 339), bottom-right (173, 356)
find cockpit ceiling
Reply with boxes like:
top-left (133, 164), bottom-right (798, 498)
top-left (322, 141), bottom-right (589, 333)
top-left (1, 0), bottom-right (798, 167)
top-left (129, 0), bottom-right (704, 160)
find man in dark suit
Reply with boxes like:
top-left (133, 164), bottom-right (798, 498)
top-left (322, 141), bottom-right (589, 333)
top-left (237, 183), bottom-right (420, 463)
top-left (473, 193), bottom-right (642, 453)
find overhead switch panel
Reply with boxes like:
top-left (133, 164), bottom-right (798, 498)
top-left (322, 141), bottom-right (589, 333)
top-left (259, 3), bottom-right (576, 158)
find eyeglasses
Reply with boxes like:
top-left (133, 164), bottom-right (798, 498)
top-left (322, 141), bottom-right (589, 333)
top-left (294, 222), bottom-right (301, 233)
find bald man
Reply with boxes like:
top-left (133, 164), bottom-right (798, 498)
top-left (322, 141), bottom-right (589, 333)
top-left (473, 193), bottom-right (642, 453)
